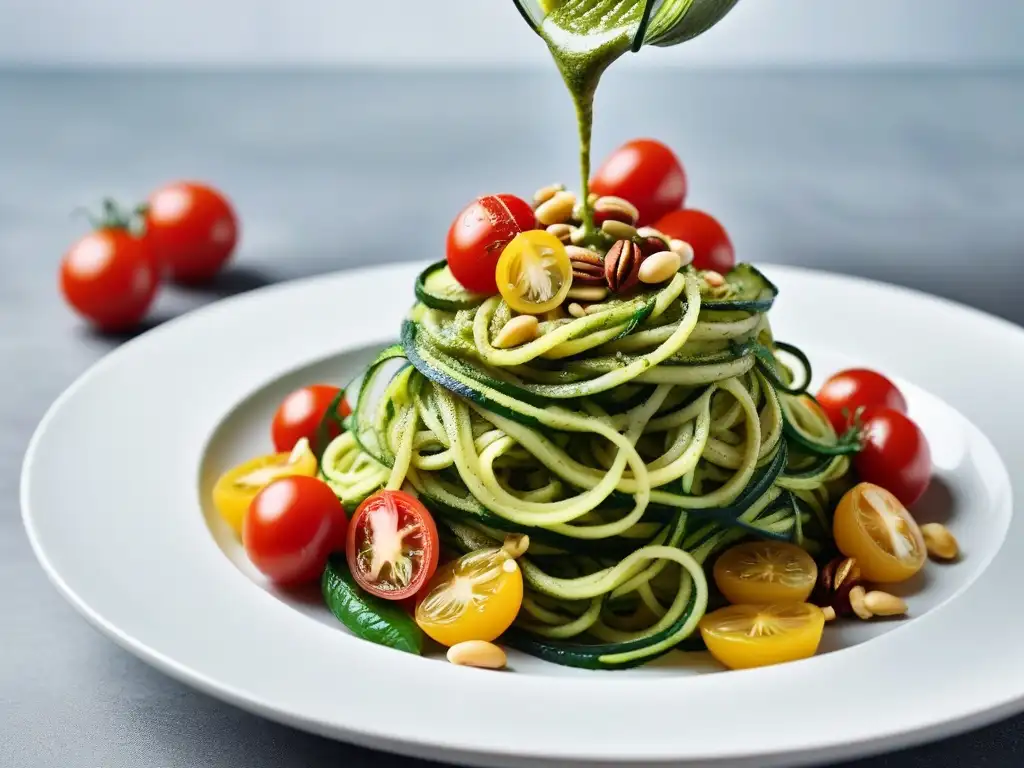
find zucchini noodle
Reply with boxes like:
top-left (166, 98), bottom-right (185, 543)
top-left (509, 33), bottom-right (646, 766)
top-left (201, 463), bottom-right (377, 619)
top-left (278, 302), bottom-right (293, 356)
top-left (321, 265), bottom-right (853, 669)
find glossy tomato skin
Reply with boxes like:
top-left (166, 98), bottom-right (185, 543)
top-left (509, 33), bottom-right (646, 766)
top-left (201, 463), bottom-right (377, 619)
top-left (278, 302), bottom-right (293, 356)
top-left (145, 182), bottom-right (239, 284)
top-left (244, 476), bottom-right (344, 585)
top-left (590, 139), bottom-right (687, 226)
top-left (816, 369), bottom-right (907, 435)
top-left (346, 490), bottom-right (440, 601)
top-left (60, 229), bottom-right (159, 331)
top-left (653, 209), bottom-right (735, 273)
top-left (446, 194), bottom-right (535, 294)
top-left (271, 385), bottom-right (351, 453)
top-left (855, 407), bottom-right (932, 507)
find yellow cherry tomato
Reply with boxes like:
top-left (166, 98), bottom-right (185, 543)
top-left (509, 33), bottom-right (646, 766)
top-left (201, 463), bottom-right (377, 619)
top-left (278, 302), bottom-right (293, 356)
top-left (495, 230), bottom-right (573, 315)
top-left (833, 482), bottom-right (926, 583)
top-left (699, 603), bottom-right (826, 670)
top-left (211, 439), bottom-right (317, 535)
top-left (713, 541), bottom-right (818, 605)
top-left (415, 547), bottom-right (524, 647)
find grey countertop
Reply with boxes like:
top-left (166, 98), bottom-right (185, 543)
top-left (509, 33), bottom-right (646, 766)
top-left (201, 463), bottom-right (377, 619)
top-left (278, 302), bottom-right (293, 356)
top-left (2, 69), bottom-right (1023, 768)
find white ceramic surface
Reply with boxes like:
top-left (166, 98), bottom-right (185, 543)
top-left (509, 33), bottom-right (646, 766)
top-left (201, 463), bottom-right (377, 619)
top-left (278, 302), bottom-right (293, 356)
top-left (21, 263), bottom-right (1024, 767)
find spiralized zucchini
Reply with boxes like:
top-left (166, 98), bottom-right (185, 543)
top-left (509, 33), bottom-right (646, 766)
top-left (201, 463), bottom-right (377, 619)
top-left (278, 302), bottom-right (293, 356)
top-left (321, 265), bottom-right (852, 668)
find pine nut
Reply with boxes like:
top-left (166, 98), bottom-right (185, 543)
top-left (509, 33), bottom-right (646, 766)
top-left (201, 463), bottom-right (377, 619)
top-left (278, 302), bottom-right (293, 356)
top-left (502, 534), bottom-right (530, 559)
top-left (703, 270), bottom-right (726, 288)
top-left (921, 523), bottom-right (959, 560)
top-left (670, 238), bottom-right (695, 267)
top-left (863, 591), bottom-right (908, 617)
top-left (636, 226), bottom-right (667, 240)
top-left (567, 302), bottom-right (587, 318)
top-left (638, 250), bottom-right (681, 284)
top-left (546, 223), bottom-right (573, 243)
top-left (593, 195), bottom-right (639, 225)
top-left (601, 220), bottom-right (637, 241)
top-left (535, 191), bottom-right (577, 226)
top-left (848, 585), bottom-right (872, 620)
top-left (567, 285), bottom-right (609, 303)
top-left (569, 226), bottom-right (587, 246)
top-left (533, 183), bottom-right (564, 207)
top-left (493, 315), bottom-right (539, 348)
top-left (446, 640), bottom-right (507, 670)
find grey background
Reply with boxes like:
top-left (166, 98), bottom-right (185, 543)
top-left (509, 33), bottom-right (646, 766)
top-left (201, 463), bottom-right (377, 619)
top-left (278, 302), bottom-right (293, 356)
top-left (3, 69), bottom-right (1024, 767)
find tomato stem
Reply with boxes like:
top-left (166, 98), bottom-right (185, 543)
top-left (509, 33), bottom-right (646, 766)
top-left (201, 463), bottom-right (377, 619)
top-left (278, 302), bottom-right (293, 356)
top-left (74, 198), bottom-right (149, 237)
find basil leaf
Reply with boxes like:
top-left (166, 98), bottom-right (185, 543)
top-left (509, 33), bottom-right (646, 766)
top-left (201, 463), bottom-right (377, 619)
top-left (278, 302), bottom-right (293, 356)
top-left (321, 556), bottom-right (424, 655)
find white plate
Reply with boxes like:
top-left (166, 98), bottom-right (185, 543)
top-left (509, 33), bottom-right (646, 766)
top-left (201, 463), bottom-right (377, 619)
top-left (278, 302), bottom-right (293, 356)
top-left (21, 262), bottom-right (1024, 767)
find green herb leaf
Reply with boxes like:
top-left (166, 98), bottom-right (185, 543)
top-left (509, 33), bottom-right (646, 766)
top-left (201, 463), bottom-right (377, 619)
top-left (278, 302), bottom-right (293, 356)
top-left (321, 556), bottom-right (424, 655)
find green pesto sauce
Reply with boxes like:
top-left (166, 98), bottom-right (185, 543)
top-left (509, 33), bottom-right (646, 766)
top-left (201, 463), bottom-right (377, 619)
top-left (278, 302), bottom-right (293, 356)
top-left (538, 0), bottom-right (646, 239)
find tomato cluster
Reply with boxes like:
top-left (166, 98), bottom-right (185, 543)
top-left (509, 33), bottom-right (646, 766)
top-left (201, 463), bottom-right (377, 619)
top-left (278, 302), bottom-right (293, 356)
top-left (60, 183), bottom-right (238, 331)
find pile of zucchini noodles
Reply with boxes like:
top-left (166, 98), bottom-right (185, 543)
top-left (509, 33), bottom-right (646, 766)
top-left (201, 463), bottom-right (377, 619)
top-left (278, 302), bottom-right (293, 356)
top-left (319, 262), bottom-right (859, 669)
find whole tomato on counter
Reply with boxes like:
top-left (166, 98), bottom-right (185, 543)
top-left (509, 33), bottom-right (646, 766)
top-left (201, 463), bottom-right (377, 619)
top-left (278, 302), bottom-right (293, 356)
top-left (446, 194), bottom-right (536, 294)
top-left (60, 201), bottom-right (159, 331)
top-left (145, 181), bottom-right (239, 284)
top-left (590, 138), bottom-right (687, 226)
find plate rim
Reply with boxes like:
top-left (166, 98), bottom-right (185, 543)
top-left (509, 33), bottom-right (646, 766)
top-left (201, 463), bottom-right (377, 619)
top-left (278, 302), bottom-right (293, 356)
top-left (21, 262), bottom-right (1024, 767)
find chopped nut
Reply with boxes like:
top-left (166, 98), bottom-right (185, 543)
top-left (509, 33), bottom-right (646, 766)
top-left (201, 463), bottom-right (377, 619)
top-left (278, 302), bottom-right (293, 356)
top-left (447, 640), bottom-right (507, 670)
top-left (921, 523), bottom-right (959, 560)
top-left (566, 245), bottom-right (605, 285)
top-left (812, 556), bottom-right (863, 617)
top-left (601, 219), bottom-right (638, 241)
top-left (493, 315), bottom-right (539, 348)
top-left (546, 222), bottom-right (573, 244)
top-left (593, 195), bottom-right (639, 226)
top-left (604, 240), bottom-right (642, 293)
top-left (638, 250), bottom-right (681, 285)
top-left (535, 191), bottom-right (576, 227)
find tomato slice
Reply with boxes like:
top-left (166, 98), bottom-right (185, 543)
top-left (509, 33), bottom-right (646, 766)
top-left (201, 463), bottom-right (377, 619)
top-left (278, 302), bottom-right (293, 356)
top-left (713, 542), bottom-right (818, 606)
top-left (415, 547), bottom-right (524, 647)
top-left (699, 603), bottom-right (826, 670)
top-left (833, 482), bottom-right (926, 583)
top-left (211, 439), bottom-right (317, 536)
top-left (346, 490), bottom-right (440, 600)
top-left (495, 230), bottom-right (573, 314)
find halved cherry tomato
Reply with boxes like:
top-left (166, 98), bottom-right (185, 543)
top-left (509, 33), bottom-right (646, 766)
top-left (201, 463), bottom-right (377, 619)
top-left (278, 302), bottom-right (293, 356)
top-left (816, 368), bottom-right (907, 435)
top-left (590, 138), bottom-right (687, 226)
top-left (60, 228), bottom-right (159, 331)
top-left (653, 209), bottom-right (735, 274)
top-left (244, 475), bottom-right (343, 585)
top-left (495, 230), bottom-right (573, 315)
top-left (699, 603), bottom-right (826, 670)
top-left (834, 482), bottom-right (926, 583)
top-left (272, 385), bottom-right (351, 453)
top-left (446, 194), bottom-right (536, 293)
top-left (212, 439), bottom-right (318, 535)
top-left (346, 490), bottom-right (440, 600)
top-left (713, 542), bottom-right (818, 606)
top-left (145, 181), bottom-right (239, 284)
top-left (855, 407), bottom-right (931, 507)
top-left (415, 547), bottom-right (524, 647)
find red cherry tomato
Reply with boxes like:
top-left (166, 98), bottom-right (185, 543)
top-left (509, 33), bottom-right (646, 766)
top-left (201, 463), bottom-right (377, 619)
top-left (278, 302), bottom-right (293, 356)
top-left (816, 369), bottom-right (908, 435)
top-left (653, 209), bottom-right (735, 273)
top-left (60, 228), bottom-right (159, 332)
top-left (854, 407), bottom-right (932, 507)
top-left (244, 476), bottom-right (344, 585)
top-left (272, 385), bottom-right (351, 453)
top-left (590, 139), bottom-right (687, 226)
top-left (446, 194), bottom-right (535, 294)
top-left (346, 490), bottom-right (440, 601)
top-left (145, 182), bottom-right (239, 284)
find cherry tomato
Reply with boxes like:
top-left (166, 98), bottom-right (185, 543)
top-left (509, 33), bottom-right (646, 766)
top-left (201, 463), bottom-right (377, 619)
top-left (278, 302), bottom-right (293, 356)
top-left (60, 228), bottom-right (159, 331)
top-left (653, 209), bottom-right (735, 273)
top-left (346, 490), bottom-right (440, 600)
top-left (415, 546), bottom-right (524, 647)
top-left (855, 407), bottom-right (932, 507)
top-left (816, 369), bottom-right (907, 435)
top-left (243, 475), bottom-right (343, 585)
top-left (145, 182), bottom-right (239, 284)
top-left (699, 603), bottom-right (825, 670)
top-left (271, 385), bottom-right (351, 453)
top-left (834, 482), bottom-right (926, 583)
top-left (495, 230), bottom-right (573, 315)
top-left (212, 438), bottom-right (318, 536)
top-left (713, 542), bottom-right (818, 606)
top-left (590, 139), bottom-right (687, 226)
top-left (446, 194), bottom-right (536, 293)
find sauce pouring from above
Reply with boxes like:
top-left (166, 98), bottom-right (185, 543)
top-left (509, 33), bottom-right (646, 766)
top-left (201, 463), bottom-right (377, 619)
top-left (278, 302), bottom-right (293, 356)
top-left (513, 0), bottom-right (740, 240)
